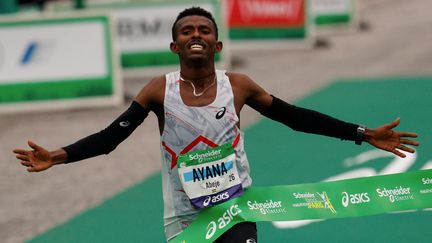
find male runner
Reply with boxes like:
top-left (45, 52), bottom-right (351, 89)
top-left (14, 7), bottom-right (419, 243)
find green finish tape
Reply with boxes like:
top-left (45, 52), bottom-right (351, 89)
top-left (171, 169), bottom-right (432, 242)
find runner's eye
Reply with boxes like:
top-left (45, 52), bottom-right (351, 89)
top-left (201, 28), bottom-right (211, 34)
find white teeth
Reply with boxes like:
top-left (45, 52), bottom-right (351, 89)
top-left (190, 44), bottom-right (203, 50)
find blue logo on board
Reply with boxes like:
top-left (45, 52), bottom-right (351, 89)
top-left (20, 41), bottom-right (39, 65)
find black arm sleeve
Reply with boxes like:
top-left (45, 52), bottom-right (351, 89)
top-left (261, 95), bottom-right (358, 141)
top-left (62, 101), bottom-right (149, 163)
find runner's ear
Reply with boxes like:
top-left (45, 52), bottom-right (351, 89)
top-left (170, 42), bottom-right (180, 54)
top-left (215, 41), bottom-right (223, 53)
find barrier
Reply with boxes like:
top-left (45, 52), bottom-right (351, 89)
top-left (0, 13), bottom-right (122, 113)
top-left (311, 0), bottom-right (359, 35)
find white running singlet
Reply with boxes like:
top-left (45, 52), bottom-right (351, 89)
top-left (161, 70), bottom-right (252, 241)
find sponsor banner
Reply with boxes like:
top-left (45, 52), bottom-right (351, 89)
top-left (226, 0), bottom-right (305, 27)
top-left (224, 0), bottom-right (308, 40)
top-left (0, 14), bottom-right (122, 112)
top-left (171, 169), bottom-right (432, 242)
top-left (46, 0), bottom-right (230, 71)
top-left (311, 0), bottom-right (355, 26)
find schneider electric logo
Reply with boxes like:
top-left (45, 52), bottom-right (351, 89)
top-left (341, 192), bottom-right (370, 207)
top-left (376, 186), bottom-right (414, 203)
top-left (189, 149), bottom-right (222, 163)
top-left (420, 177), bottom-right (432, 194)
top-left (422, 177), bottom-right (432, 185)
top-left (247, 200), bottom-right (286, 215)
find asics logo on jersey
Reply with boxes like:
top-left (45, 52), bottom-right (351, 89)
top-left (216, 107), bottom-right (227, 119)
top-left (246, 238), bottom-right (256, 243)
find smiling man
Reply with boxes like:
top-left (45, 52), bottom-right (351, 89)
top-left (14, 7), bottom-right (419, 243)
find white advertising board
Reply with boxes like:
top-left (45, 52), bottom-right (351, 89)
top-left (311, 0), bottom-right (358, 34)
top-left (0, 14), bottom-right (122, 113)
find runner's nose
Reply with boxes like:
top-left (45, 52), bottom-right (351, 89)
top-left (192, 29), bottom-right (201, 38)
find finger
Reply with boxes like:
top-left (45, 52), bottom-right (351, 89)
top-left (28, 140), bottom-right (43, 151)
top-left (400, 139), bottom-right (420, 146)
top-left (27, 167), bottom-right (37, 172)
top-left (387, 118), bottom-right (400, 129)
top-left (16, 154), bottom-right (30, 161)
top-left (13, 149), bottom-right (29, 155)
top-left (397, 144), bottom-right (416, 154)
top-left (28, 166), bottom-right (44, 173)
top-left (21, 161), bottom-right (32, 167)
top-left (392, 149), bottom-right (406, 158)
top-left (398, 132), bottom-right (418, 138)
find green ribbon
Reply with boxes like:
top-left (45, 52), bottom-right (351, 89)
top-left (171, 169), bottom-right (432, 243)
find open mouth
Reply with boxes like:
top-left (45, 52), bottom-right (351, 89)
top-left (189, 42), bottom-right (205, 51)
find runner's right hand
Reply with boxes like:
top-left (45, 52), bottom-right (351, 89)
top-left (13, 141), bottom-right (54, 172)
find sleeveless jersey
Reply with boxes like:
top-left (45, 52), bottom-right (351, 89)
top-left (161, 70), bottom-right (252, 241)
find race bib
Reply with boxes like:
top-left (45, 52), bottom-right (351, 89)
top-left (178, 143), bottom-right (243, 209)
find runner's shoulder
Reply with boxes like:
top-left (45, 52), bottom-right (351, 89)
top-left (226, 72), bottom-right (252, 81)
top-left (134, 75), bottom-right (166, 111)
top-left (226, 72), bottom-right (264, 93)
top-left (226, 72), bottom-right (254, 88)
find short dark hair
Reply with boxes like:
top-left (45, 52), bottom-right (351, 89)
top-left (171, 6), bottom-right (219, 41)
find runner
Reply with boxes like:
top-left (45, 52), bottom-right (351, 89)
top-left (13, 7), bottom-right (419, 243)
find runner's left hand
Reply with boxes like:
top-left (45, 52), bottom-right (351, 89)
top-left (365, 118), bottom-right (419, 158)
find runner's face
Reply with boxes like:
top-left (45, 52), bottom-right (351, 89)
top-left (170, 15), bottom-right (222, 62)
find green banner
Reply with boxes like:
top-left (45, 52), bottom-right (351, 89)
top-left (171, 169), bottom-right (432, 242)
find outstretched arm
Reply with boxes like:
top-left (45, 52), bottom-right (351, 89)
top-left (229, 73), bottom-right (419, 158)
top-left (262, 96), bottom-right (419, 158)
top-left (364, 118), bottom-right (419, 158)
top-left (13, 101), bottom-right (149, 172)
top-left (13, 76), bottom-right (164, 172)
top-left (261, 95), bottom-right (359, 141)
